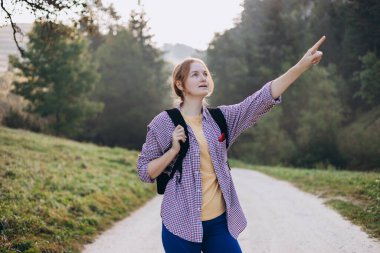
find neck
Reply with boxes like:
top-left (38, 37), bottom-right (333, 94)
top-left (180, 98), bottom-right (203, 117)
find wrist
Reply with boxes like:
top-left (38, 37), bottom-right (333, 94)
top-left (169, 148), bottom-right (179, 155)
top-left (293, 62), bottom-right (307, 75)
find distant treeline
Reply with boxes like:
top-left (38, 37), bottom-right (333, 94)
top-left (2, 0), bottom-right (379, 170)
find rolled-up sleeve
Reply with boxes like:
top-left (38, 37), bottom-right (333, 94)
top-left (218, 80), bottom-right (282, 146)
top-left (137, 123), bottom-right (163, 183)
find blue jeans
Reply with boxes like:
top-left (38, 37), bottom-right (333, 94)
top-left (161, 212), bottom-right (242, 253)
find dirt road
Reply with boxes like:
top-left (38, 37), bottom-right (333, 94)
top-left (82, 168), bottom-right (380, 253)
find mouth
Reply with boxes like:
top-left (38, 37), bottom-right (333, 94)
top-left (199, 85), bottom-right (208, 88)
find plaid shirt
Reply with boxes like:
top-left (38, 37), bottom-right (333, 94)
top-left (137, 81), bottom-right (281, 242)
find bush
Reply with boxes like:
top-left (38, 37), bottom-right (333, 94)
top-left (338, 106), bottom-right (380, 170)
top-left (2, 108), bottom-right (45, 132)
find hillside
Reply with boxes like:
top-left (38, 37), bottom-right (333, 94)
top-left (161, 43), bottom-right (205, 65)
top-left (0, 126), bottom-right (155, 253)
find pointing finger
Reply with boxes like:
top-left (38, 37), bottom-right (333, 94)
top-left (310, 35), bottom-right (326, 54)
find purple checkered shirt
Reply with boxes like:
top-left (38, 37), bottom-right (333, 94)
top-left (137, 81), bottom-right (281, 243)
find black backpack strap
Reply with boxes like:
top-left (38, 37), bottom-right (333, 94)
top-left (207, 108), bottom-right (229, 149)
top-left (164, 108), bottom-right (190, 182)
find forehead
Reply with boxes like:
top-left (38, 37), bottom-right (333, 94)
top-left (189, 62), bottom-right (207, 72)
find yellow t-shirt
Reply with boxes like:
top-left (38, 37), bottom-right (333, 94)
top-left (182, 113), bottom-right (226, 221)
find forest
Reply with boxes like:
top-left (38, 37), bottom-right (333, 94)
top-left (1, 0), bottom-right (379, 170)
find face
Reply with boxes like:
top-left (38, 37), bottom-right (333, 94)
top-left (178, 62), bottom-right (210, 99)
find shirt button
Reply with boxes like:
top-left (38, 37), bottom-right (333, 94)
top-left (197, 189), bottom-right (201, 193)
top-left (197, 207), bottom-right (201, 211)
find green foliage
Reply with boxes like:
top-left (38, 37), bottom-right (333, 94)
top-left (338, 107), bottom-right (380, 170)
top-left (354, 52), bottom-right (380, 107)
top-left (293, 65), bottom-right (344, 168)
top-left (128, 9), bottom-right (154, 47)
top-left (85, 11), bottom-right (170, 149)
top-left (310, 0), bottom-right (380, 113)
top-left (339, 0), bottom-right (380, 79)
top-left (230, 106), bottom-right (296, 166)
top-left (208, 0), bottom-right (307, 106)
top-left (75, 0), bottom-right (121, 52)
top-left (9, 21), bottom-right (103, 137)
top-left (2, 108), bottom-right (44, 132)
top-left (207, 0), bottom-right (378, 170)
top-left (208, 28), bottom-right (250, 106)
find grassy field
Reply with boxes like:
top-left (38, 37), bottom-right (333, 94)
top-left (0, 126), bottom-right (379, 252)
top-left (0, 126), bottom-right (155, 253)
top-left (229, 159), bottom-right (380, 240)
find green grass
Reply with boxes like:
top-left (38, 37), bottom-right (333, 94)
top-left (0, 126), bottom-right (156, 253)
top-left (229, 159), bottom-right (380, 240)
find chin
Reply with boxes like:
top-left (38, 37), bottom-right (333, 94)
top-left (200, 92), bottom-right (209, 97)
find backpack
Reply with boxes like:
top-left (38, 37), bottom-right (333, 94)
top-left (156, 107), bottom-right (231, 195)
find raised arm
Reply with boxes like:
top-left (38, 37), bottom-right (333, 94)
top-left (271, 36), bottom-right (326, 99)
top-left (218, 81), bottom-right (281, 147)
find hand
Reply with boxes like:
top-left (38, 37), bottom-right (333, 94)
top-left (171, 125), bottom-right (187, 153)
top-left (296, 36), bottom-right (326, 72)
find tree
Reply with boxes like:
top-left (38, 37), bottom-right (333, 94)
top-left (309, 0), bottom-right (380, 116)
top-left (128, 8), bottom-right (166, 87)
top-left (354, 52), bottom-right (380, 107)
top-left (128, 8), bottom-right (153, 47)
top-left (206, 0), bottom-right (352, 169)
top-left (208, 0), bottom-right (311, 106)
top-left (337, 106), bottom-right (380, 170)
top-left (207, 28), bottom-right (249, 106)
top-left (86, 9), bottom-right (170, 149)
top-left (76, 0), bottom-right (121, 52)
top-left (10, 21), bottom-right (103, 137)
top-left (230, 106), bottom-right (296, 166)
top-left (293, 65), bottom-right (345, 168)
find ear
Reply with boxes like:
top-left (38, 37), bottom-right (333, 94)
top-left (176, 81), bottom-right (183, 91)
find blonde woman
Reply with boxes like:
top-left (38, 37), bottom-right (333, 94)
top-left (137, 36), bottom-right (325, 253)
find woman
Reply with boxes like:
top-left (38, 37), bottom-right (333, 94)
top-left (137, 36), bottom-right (326, 253)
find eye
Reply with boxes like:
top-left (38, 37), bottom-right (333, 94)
top-left (203, 72), bottom-right (208, 77)
top-left (192, 72), bottom-right (199, 77)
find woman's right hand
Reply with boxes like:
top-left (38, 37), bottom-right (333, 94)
top-left (171, 125), bottom-right (187, 153)
top-left (296, 36), bottom-right (325, 72)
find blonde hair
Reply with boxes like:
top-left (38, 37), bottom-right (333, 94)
top-left (170, 57), bottom-right (215, 107)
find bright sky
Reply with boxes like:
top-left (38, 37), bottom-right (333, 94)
top-left (105, 0), bottom-right (244, 50)
top-left (6, 0), bottom-right (244, 50)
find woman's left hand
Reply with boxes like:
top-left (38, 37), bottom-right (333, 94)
top-left (296, 36), bottom-right (326, 72)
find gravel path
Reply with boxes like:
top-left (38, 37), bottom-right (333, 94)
top-left (82, 168), bottom-right (380, 253)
